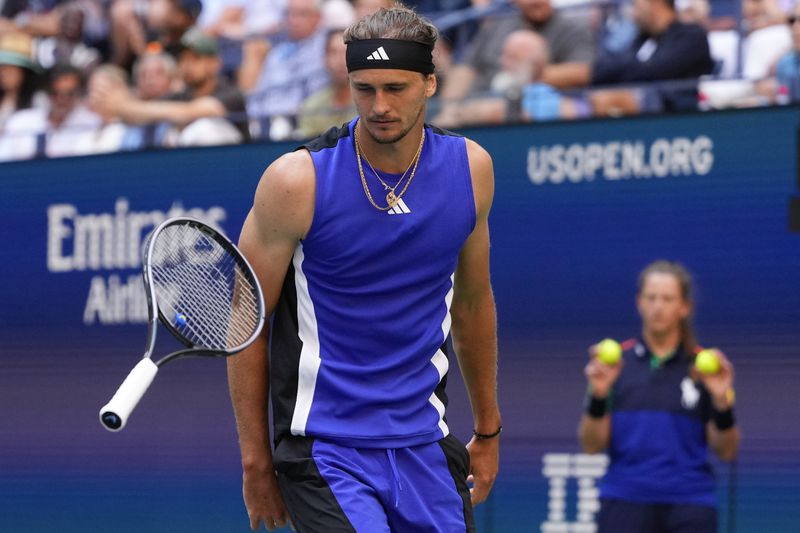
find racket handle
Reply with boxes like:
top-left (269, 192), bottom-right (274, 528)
top-left (99, 358), bottom-right (159, 431)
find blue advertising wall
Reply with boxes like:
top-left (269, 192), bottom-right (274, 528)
top-left (1, 106), bottom-right (799, 532)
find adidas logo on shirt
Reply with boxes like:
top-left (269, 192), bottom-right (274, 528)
top-left (367, 46), bottom-right (390, 61)
top-left (388, 198), bottom-right (411, 215)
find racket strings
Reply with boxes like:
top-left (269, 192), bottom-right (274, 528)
top-left (155, 244), bottom-right (256, 349)
top-left (168, 245), bottom-right (258, 346)
top-left (154, 251), bottom-right (238, 348)
top-left (161, 258), bottom-right (244, 347)
top-left (150, 225), bottom-right (260, 350)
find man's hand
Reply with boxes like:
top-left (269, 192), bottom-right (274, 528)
top-left (242, 466), bottom-right (290, 531)
top-left (88, 75), bottom-right (131, 119)
top-left (465, 435), bottom-right (499, 505)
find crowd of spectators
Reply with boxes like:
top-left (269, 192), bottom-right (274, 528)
top-left (0, 0), bottom-right (797, 161)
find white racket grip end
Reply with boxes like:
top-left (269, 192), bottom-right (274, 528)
top-left (99, 358), bottom-right (159, 432)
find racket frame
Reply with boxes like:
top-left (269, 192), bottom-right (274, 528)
top-left (141, 216), bottom-right (266, 367)
top-left (100, 216), bottom-right (265, 431)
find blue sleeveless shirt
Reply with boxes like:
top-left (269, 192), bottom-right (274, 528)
top-left (270, 118), bottom-right (476, 448)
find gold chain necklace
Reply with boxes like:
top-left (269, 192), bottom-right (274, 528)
top-left (362, 152), bottom-right (406, 195)
top-left (354, 122), bottom-right (425, 210)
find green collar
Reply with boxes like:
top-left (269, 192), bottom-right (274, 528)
top-left (649, 348), bottom-right (678, 370)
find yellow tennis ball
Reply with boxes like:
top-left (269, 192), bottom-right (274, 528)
top-left (695, 349), bottom-right (721, 375)
top-left (596, 338), bottom-right (622, 365)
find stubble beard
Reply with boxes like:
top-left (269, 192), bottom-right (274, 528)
top-left (365, 104), bottom-right (425, 145)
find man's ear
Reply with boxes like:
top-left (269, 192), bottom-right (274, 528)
top-left (425, 73), bottom-right (437, 98)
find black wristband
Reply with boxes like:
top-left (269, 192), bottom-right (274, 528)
top-left (473, 425), bottom-right (503, 440)
top-left (712, 407), bottom-right (736, 431)
top-left (586, 396), bottom-right (608, 419)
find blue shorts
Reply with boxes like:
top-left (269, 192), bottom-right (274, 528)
top-left (273, 434), bottom-right (474, 532)
top-left (597, 498), bottom-right (717, 533)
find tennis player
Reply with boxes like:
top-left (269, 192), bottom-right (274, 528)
top-left (228, 5), bottom-right (501, 532)
top-left (580, 260), bottom-right (740, 532)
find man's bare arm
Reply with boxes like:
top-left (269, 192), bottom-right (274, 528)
top-left (228, 150), bottom-right (315, 530)
top-left (451, 139), bottom-right (500, 505)
top-left (541, 62), bottom-right (592, 90)
top-left (115, 96), bottom-right (227, 126)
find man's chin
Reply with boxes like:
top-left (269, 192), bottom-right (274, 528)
top-left (366, 126), bottom-right (405, 145)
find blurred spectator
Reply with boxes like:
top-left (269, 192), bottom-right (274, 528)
top-left (443, 0), bottom-right (595, 96)
top-left (92, 28), bottom-right (249, 147)
top-left (35, 2), bottom-right (101, 73)
top-left (0, 63), bottom-right (101, 161)
top-left (152, 0), bottom-right (204, 51)
top-left (744, 0), bottom-right (790, 29)
top-left (106, 0), bottom-right (144, 67)
top-left (109, 0), bottom-right (202, 68)
top-left (238, 0), bottom-right (287, 37)
top-left (354, 0), bottom-right (395, 20)
top-left (322, 0), bottom-right (356, 30)
top-left (199, 0), bottom-right (287, 39)
top-left (435, 0), bottom-right (594, 122)
top-left (196, 0), bottom-right (289, 82)
top-left (2, 1), bottom-right (108, 55)
top-left (405, 0), bottom-right (473, 62)
top-left (74, 1), bottom-right (110, 50)
top-left (132, 50), bottom-right (180, 99)
top-left (678, 0), bottom-right (739, 78)
top-left (503, 29), bottom-right (585, 121)
top-left (0, 32), bottom-right (40, 132)
top-left (296, 29), bottom-right (355, 138)
top-left (198, 0), bottom-right (245, 36)
top-left (0, 0), bottom-right (63, 37)
top-left (123, 51), bottom-right (180, 149)
top-left (741, 0), bottom-right (791, 80)
top-left (82, 64), bottom-right (132, 153)
top-left (238, 0), bottom-right (328, 140)
top-left (775, 5), bottom-right (800, 101)
top-left (433, 29), bottom-right (583, 127)
top-left (601, 1), bottom-right (639, 54)
top-left (545, 0), bottom-right (714, 112)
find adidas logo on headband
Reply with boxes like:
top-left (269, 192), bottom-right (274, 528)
top-left (347, 39), bottom-right (434, 74)
top-left (367, 46), bottom-right (390, 60)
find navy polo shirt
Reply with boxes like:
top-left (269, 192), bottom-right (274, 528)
top-left (601, 340), bottom-right (716, 507)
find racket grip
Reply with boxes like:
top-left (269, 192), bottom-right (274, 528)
top-left (99, 359), bottom-right (159, 432)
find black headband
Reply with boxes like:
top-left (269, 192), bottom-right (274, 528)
top-left (346, 39), bottom-right (435, 75)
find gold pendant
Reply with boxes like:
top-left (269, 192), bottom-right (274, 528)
top-left (386, 191), bottom-right (398, 207)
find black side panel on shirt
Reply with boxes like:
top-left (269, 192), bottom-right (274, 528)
top-left (270, 262), bottom-right (302, 446)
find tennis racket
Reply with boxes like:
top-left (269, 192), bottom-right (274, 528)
top-left (99, 216), bottom-right (265, 431)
